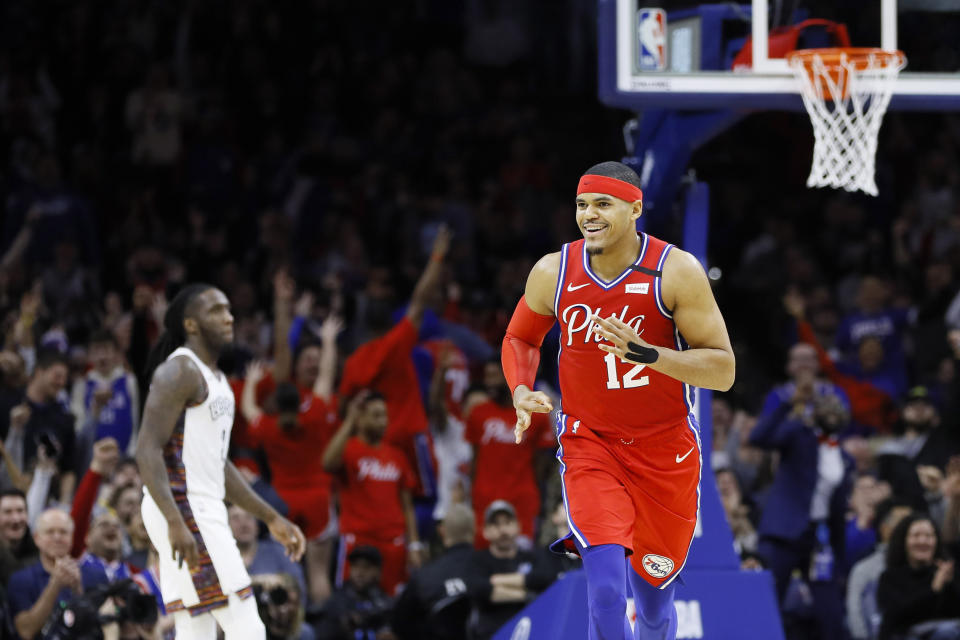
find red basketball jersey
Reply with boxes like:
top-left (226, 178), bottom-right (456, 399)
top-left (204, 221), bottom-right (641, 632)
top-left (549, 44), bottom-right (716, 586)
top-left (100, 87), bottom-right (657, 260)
top-left (554, 234), bottom-right (692, 438)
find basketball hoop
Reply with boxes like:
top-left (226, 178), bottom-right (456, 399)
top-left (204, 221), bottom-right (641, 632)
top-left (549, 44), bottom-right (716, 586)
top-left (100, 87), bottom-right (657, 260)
top-left (787, 48), bottom-right (906, 196)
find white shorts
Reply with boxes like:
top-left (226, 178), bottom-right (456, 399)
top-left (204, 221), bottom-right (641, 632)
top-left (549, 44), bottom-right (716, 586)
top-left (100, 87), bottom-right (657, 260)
top-left (142, 489), bottom-right (253, 616)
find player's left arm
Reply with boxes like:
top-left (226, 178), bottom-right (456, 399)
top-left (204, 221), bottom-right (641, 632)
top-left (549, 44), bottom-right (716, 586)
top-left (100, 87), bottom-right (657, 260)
top-left (223, 460), bottom-right (306, 561)
top-left (594, 249), bottom-right (735, 391)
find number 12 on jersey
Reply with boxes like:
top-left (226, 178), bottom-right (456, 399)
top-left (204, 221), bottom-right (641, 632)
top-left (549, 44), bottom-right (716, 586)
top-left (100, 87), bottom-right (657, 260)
top-left (603, 352), bottom-right (649, 389)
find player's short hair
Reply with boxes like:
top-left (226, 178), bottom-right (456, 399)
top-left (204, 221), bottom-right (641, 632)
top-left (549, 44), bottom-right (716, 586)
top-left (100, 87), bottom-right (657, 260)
top-left (583, 161), bottom-right (642, 189)
top-left (143, 283), bottom-right (214, 382)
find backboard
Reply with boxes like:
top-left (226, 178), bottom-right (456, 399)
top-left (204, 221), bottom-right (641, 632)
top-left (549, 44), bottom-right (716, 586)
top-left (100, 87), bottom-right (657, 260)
top-left (599, 0), bottom-right (960, 111)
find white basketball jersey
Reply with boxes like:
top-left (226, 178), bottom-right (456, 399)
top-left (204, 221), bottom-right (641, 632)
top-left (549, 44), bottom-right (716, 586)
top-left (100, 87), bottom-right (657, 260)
top-left (166, 346), bottom-right (235, 501)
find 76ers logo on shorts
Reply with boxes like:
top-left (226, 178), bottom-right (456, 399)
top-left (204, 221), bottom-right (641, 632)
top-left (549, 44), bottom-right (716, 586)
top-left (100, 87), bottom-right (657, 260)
top-left (642, 553), bottom-right (674, 579)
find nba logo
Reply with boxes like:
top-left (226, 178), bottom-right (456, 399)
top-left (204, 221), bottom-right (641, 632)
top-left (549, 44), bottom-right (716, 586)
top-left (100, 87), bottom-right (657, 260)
top-left (637, 8), bottom-right (666, 71)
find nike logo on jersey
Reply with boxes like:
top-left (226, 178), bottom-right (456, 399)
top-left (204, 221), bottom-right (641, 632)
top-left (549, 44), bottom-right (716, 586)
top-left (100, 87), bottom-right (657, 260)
top-left (676, 447), bottom-right (695, 463)
top-left (625, 282), bottom-right (649, 294)
top-left (567, 282), bottom-right (590, 292)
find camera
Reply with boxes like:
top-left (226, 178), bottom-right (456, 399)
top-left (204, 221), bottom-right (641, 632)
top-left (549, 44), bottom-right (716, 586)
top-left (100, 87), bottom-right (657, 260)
top-left (42, 579), bottom-right (158, 639)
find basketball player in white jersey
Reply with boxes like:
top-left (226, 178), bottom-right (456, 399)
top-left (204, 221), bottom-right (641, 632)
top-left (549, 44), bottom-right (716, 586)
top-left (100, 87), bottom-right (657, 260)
top-left (136, 284), bottom-right (306, 639)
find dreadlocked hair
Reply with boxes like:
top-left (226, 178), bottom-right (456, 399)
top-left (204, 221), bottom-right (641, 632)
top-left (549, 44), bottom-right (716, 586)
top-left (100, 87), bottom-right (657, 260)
top-left (143, 283), bottom-right (214, 384)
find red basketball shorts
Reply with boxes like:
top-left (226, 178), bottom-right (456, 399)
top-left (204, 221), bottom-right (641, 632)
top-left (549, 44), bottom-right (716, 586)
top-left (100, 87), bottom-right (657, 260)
top-left (337, 532), bottom-right (407, 597)
top-left (551, 412), bottom-right (701, 589)
top-left (277, 486), bottom-right (335, 540)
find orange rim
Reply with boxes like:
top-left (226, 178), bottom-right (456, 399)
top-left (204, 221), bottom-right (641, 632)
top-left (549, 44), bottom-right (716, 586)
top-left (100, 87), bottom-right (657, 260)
top-left (787, 47), bottom-right (906, 73)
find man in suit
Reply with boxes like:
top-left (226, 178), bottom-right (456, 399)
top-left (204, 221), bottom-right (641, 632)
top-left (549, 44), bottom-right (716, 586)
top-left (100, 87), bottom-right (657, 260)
top-left (749, 370), bottom-right (855, 640)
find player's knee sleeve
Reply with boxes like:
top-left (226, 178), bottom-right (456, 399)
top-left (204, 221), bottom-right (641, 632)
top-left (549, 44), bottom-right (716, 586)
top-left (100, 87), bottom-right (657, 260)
top-left (215, 592), bottom-right (266, 639)
top-left (629, 569), bottom-right (677, 627)
top-left (581, 543), bottom-right (628, 610)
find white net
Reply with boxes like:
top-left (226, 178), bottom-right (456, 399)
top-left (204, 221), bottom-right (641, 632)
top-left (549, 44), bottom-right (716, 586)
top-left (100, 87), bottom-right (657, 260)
top-left (789, 49), bottom-right (905, 196)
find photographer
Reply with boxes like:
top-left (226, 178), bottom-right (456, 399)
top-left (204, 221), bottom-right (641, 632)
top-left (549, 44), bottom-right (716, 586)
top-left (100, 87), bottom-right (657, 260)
top-left (8, 509), bottom-right (108, 639)
top-left (251, 573), bottom-right (315, 640)
top-left (316, 546), bottom-right (395, 640)
top-left (750, 373), bottom-right (856, 640)
top-left (45, 578), bottom-right (160, 640)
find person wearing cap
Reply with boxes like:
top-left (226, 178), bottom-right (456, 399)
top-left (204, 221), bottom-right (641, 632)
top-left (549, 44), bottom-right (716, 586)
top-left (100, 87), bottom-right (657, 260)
top-left (315, 545), bottom-right (395, 640)
top-left (877, 386), bottom-right (960, 513)
top-left (392, 503), bottom-right (476, 640)
top-left (465, 499), bottom-right (561, 640)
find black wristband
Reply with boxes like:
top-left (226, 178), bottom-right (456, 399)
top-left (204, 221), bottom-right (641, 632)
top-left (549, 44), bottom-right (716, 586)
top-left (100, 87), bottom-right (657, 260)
top-left (625, 342), bottom-right (659, 364)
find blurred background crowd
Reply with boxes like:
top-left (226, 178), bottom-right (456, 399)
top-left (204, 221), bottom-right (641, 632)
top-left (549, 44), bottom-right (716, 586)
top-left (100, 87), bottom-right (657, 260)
top-left (1, 0), bottom-right (960, 639)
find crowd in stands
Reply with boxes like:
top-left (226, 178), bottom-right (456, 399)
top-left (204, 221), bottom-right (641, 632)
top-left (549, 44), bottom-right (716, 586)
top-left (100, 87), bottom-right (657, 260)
top-left (1, 1), bottom-right (960, 639)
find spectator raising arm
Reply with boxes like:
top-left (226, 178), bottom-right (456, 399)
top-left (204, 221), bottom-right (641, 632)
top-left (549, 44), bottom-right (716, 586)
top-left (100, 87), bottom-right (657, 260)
top-left (240, 361), bottom-right (267, 425)
top-left (321, 393), bottom-right (364, 473)
top-left (70, 438), bottom-right (119, 557)
top-left (406, 225), bottom-right (452, 330)
top-left (272, 271), bottom-right (296, 383)
top-left (314, 315), bottom-right (343, 403)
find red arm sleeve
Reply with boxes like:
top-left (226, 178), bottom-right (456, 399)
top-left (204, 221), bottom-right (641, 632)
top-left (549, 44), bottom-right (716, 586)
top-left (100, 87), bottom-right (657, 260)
top-left (70, 469), bottom-right (103, 557)
top-left (501, 296), bottom-right (556, 393)
top-left (339, 319), bottom-right (417, 397)
top-left (796, 320), bottom-right (839, 378)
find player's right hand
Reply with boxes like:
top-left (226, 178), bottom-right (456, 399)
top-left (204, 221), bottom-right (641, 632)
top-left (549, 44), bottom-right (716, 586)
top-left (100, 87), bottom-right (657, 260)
top-left (512, 385), bottom-right (553, 444)
top-left (168, 519), bottom-right (200, 570)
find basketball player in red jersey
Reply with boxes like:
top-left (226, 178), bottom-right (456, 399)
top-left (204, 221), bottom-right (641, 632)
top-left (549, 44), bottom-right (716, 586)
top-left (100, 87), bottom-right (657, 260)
top-left (502, 162), bottom-right (735, 640)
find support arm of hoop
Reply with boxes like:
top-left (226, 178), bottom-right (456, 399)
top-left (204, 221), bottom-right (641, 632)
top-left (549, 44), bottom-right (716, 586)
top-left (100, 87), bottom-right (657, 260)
top-left (502, 296), bottom-right (555, 393)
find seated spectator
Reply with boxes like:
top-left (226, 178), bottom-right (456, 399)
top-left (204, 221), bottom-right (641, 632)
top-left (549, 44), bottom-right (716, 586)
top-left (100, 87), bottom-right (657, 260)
top-left (845, 475), bottom-right (892, 572)
top-left (392, 503), bottom-right (476, 640)
top-left (0, 488), bottom-right (37, 577)
top-left (252, 572), bottom-right (316, 640)
top-left (835, 275), bottom-right (909, 399)
top-left (323, 391), bottom-right (423, 596)
top-left (750, 376), bottom-right (855, 640)
top-left (112, 456), bottom-right (141, 491)
top-left (877, 514), bottom-right (960, 640)
top-left (846, 498), bottom-right (913, 640)
top-left (315, 546), bottom-right (395, 640)
top-left (79, 512), bottom-right (133, 582)
top-left (8, 509), bottom-right (108, 640)
top-left (5, 350), bottom-right (76, 503)
top-left (70, 329), bottom-right (140, 468)
top-left (715, 467), bottom-right (758, 556)
top-left (466, 500), bottom-right (561, 640)
top-left (877, 386), bottom-right (960, 515)
top-left (124, 511), bottom-right (151, 571)
top-left (229, 504), bottom-right (307, 604)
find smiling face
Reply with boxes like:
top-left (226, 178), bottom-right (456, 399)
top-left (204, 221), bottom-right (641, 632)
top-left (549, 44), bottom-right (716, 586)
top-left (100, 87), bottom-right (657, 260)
top-left (575, 193), bottom-right (642, 256)
top-left (905, 519), bottom-right (937, 567)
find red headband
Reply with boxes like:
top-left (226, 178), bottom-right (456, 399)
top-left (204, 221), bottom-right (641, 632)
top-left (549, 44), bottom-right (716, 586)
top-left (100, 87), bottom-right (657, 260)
top-left (577, 174), bottom-right (643, 203)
